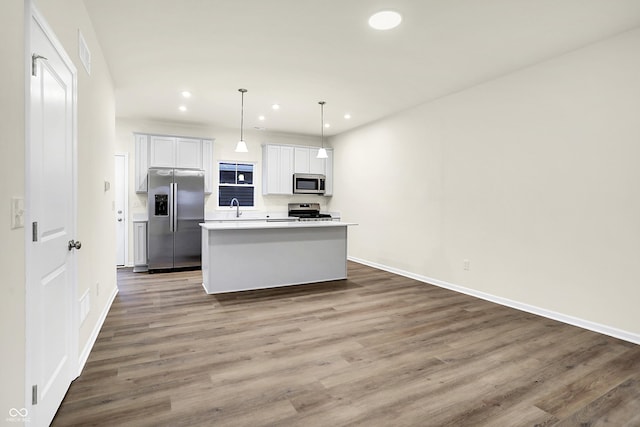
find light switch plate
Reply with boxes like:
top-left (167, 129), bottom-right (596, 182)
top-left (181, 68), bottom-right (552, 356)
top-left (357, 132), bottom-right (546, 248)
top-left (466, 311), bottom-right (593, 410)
top-left (11, 197), bottom-right (25, 229)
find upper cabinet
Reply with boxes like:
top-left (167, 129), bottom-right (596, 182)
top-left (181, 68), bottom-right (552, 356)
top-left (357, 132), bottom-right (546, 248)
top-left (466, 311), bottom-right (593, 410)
top-left (262, 145), bottom-right (294, 195)
top-left (294, 147), bottom-right (325, 174)
top-left (263, 144), bottom-right (333, 196)
top-left (175, 138), bottom-right (203, 169)
top-left (149, 136), bottom-right (203, 169)
top-left (149, 135), bottom-right (175, 167)
top-left (134, 134), bottom-right (149, 193)
top-left (135, 133), bottom-right (214, 194)
top-left (324, 149), bottom-right (334, 197)
top-left (201, 139), bottom-right (213, 194)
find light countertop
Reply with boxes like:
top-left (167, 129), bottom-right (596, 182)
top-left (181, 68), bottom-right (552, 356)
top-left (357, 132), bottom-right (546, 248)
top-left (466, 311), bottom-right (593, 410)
top-left (200, 221), bottom-right (356, 231)
top-left (133, 211), bottom-right (341, 222)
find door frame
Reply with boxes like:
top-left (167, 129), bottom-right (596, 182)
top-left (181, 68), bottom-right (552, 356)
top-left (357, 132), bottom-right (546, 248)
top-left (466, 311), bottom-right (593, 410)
top-left (115, 152), bottom-right (130, 266)
top-left (24, 1), bottom-right (79, 423)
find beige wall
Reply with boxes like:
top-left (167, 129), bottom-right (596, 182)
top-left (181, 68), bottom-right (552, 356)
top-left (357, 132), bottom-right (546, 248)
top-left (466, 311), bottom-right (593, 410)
top-left (1, 0), bottom-right (117, 414)
top-left (0, 0), bottom-right (27, 414)
top-left (115, 118), bottom-right (331, 266)
top-left (330, 28), bottom-right (640, 337)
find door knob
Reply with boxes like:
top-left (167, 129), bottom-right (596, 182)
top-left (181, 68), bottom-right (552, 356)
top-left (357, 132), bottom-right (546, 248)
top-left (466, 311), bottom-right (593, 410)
top-left (68, 240), bottom-right (82, 251)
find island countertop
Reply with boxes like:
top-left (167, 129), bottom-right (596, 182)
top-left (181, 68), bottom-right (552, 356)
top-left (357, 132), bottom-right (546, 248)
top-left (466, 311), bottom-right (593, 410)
top-left (200, 220), bottom-right (356, 230)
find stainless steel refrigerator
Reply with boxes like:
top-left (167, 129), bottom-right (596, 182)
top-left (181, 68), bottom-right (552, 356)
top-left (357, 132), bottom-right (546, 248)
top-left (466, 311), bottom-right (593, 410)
top-left (148, 168), bottom-right (204, 272)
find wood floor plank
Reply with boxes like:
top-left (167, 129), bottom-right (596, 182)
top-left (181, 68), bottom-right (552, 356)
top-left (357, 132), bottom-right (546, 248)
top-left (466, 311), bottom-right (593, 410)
top-left (52, 262), bottom-right (640, 426)
top-left (555, 378), bottom-right (640, 427)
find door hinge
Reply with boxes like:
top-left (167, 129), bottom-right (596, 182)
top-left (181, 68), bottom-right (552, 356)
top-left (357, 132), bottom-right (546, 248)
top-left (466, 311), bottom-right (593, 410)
top-left (31, 54), bottom-right (47, 77)
top-left (32, 384), bottom-right (38, 405)
top-left (32, 222), bottom-right (38, 242)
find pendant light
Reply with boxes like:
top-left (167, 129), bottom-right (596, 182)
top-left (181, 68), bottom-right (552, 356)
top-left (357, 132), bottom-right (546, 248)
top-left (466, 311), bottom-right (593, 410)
top-left (235, 88), bottom-right (248, 153)
top-left (317, 101), bottom-right (328, 159)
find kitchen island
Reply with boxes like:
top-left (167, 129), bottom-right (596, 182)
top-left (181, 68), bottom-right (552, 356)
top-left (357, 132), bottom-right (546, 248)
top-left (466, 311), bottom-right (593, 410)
top-left (200, 220), bottom-right (356, 294)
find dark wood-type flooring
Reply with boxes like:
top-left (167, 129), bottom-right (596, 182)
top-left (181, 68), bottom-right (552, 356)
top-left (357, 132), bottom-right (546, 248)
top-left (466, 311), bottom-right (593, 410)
top-left (52, 262), bottom-right (640, 426)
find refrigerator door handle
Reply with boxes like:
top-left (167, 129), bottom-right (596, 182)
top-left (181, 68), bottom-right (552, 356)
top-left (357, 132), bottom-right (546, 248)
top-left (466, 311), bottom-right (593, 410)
top-left (173, 183), bottom-right (178, 231)
top-left (169, 182), bottom-right (175, 232)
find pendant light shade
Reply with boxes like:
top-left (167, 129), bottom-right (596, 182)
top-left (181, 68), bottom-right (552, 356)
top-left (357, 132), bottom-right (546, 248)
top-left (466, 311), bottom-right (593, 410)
top-left (317, 101), bottom-right (328, 159)
top-left (235, 139), bottom-right (248, 153)
top-left (235, 88), bottom-right (248, 153)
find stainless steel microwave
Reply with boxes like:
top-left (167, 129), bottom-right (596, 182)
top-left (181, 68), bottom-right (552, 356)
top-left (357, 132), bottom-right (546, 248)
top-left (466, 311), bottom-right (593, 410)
top-left (293, 173), bottom-right (326, 194)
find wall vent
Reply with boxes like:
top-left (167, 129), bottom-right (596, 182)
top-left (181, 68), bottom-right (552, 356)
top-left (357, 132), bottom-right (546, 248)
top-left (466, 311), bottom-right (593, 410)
top-left (78, 29), bottom-right (91, 75)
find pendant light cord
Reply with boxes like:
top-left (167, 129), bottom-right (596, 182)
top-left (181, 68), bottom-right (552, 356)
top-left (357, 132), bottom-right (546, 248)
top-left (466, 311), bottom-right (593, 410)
top-left (319, 101), bottom-right (325, 149)
top-left (239, 88), bottom-right (247, 141)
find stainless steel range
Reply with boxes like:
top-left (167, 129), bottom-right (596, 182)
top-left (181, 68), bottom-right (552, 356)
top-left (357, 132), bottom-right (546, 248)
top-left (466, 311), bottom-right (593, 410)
top-left (288, 203), bottom-right (333, 221)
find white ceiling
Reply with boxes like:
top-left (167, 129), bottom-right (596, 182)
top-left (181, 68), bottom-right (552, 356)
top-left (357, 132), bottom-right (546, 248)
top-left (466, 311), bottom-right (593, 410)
top-left (83, 0), bottom-right (640, 137)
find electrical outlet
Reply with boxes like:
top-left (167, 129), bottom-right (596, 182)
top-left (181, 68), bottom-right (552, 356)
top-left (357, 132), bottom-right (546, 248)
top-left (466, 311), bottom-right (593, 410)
top-left (96, 282), bottom-right (100, 296)
top-left (463, 259), bottom-right (470, 271)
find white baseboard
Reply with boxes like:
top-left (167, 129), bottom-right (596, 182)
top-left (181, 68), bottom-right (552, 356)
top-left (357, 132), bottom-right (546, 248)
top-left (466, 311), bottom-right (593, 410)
top-left (349, 256), bottom-right (640, 345)
top-left (77, 284), bottom-right (119, 375)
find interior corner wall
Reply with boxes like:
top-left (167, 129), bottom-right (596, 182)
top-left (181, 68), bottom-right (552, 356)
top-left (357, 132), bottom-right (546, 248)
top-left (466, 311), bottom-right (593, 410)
top-left (330, 28), bottom-right (640, 337)
top-left (34, 0), bottom-right (117, 363)
top-left (0, 0), bottom-right (26, 414)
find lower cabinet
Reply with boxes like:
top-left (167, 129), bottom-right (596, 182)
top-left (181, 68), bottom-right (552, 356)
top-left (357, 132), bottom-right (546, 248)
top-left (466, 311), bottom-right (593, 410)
top-left (133, 221), bottom-right (148, 272)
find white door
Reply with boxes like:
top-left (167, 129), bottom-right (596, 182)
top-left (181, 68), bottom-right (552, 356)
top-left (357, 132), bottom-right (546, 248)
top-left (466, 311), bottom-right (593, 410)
top-left (27, 7), bottom-right (78, 426)
top-left (115, 153), bottom-right (128, 266)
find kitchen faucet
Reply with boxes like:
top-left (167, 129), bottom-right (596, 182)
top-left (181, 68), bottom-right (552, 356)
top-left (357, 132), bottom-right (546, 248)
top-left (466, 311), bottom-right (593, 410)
top-left (230, 197), bottom-right (242, 218)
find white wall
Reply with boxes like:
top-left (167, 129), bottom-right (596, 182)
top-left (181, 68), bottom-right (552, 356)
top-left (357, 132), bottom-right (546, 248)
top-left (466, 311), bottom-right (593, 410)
top-left (329, 28), bottom-right (640, 338)
top-left (0, 0), bottom-right (117, 414)
top-left (0, 0), bottom-right (27, 414)
top-left (115, 118), bottom-right (331, 266)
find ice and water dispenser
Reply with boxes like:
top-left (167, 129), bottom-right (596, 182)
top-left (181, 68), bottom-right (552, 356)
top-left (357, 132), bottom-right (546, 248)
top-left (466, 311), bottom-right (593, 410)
top-left (154, 194), bottom-right (168, 216)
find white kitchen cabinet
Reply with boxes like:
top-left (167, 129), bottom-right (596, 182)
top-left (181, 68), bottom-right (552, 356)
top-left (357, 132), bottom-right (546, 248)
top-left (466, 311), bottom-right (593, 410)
top-left (294, 146), bottom-right (328, 175)
top-left (309, 151), bottom-right (326, 175)
top-left (134, 134), bottom-right (148, 193)
top-left (136, 133), bottom-right (214, 193)
top-left (202, 139), bottom-right (213, 194)
top-left (294, 147), bottom-right (310, 174)
top-left (149, 135), bottom-right (176, 167)
top-left (324, 149), bottom-right (334, 196)
top-left (176, 137), bottom-right (202, 169)
top-left (262, 144), bottom-right (294, 195)
top-left (264, 144), bottom-right (333, 196)
top-left (133, 221), bottom-right (148, 272)
top-left (149, 136), bottom-right (204, 169)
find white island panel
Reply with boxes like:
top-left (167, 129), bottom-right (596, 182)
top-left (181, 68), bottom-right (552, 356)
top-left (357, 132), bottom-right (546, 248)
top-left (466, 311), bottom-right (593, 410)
top-left (201, 221), bottom-right (354, 294)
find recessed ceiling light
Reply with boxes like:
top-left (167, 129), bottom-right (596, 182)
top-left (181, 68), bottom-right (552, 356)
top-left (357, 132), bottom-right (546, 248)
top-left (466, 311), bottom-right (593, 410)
top-left (324, 123), bottom-right (331, 128)
top-left (344, 113), bottom-right (351, 119)
top-left (258, 115), bottom-right (265, 121)
top-left (181, 91), bottom-right (192, 98)
top-left (368, 11), bottom-right (402, 30)
top-left (272, 104), bottom-right (280, 110)
top-left (178, 105), bottom-right (187, 112)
